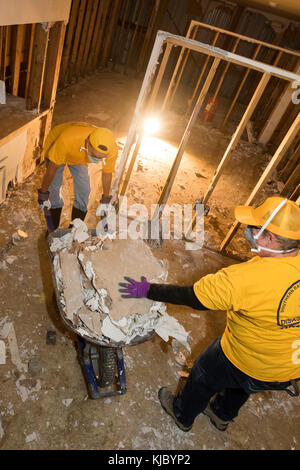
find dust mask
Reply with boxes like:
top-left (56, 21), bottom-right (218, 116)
top-left (244, 199), bottom-right (294, 254)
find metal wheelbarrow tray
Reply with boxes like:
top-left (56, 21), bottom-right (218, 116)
top-left (47, 229), bottom-right (155, 399)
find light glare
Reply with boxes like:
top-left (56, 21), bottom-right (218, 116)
top-left (143, 117), bottom-right (160, 135)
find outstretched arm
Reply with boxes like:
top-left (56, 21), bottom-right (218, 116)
top-left (119, 277), bottom-right (208, 311)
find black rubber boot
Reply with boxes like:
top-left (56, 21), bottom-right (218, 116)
top-left (70, 206), bottom-right (87, 225)
top-left (49, 207), bottom-right (62, 231)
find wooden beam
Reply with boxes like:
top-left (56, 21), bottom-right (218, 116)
top-left (258, 60), bottom-right (300, 145)
top-left (220, 111), bottom-right (300, 251)
top-left (43, 22), bottom-right (66, 109)
top-left (203, 73), bottom-right (270, 204)
top-left (26, 23), bottom-right (50, 111)
top-left (111, 31), bottom-right (166, 202)
top-left (59, 0), bottom-right (80, 87)
top-left (152, 57), bottom-right (221, 221)
top-left (0, 26), bottom-right (9, 81)
top-left (188, 20), bottom-right (300, 59)
top-left (81, 0), bottom-right (99, 70)
top-left (101, 0), bottom-right (122, 67)
top-left (221, 44), bottom-right (262, 130)
top-left (75, 0), bottom-right (93, 77)
top-left (90, 0), bottom-right (110, 69)
top-left (184, 71), bottom-right (270, 239)
top-left (185, 32), bottom-right (220, 116)
top-left (25, 24), bottom-right (36, 98)
top-left (67, 0), bottom-right (87, 83)
top-left (148, 41), bottom-right (172, 109)
top-left (161, 21), bottom-right (196, 111)
top-left (11, 24), bottom-right (24, 96)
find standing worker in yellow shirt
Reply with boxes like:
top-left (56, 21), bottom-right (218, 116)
top-left (119, 197), bottom-right (300, 431)
top-left (37, 122), bottom-right (118, 230)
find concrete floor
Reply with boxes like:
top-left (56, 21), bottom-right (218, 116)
top-left (0, 71), bottom-right (299, 451)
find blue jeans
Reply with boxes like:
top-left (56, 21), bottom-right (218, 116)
top-left (173, 337), bottom-right (294, 427)
top-left (48, 162), bottom-right (91, 212)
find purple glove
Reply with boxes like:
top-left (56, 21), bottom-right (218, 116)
top-left (119, 276), bottom-right (150, 298)
top-left (37, 189), bottom-right (51, 210)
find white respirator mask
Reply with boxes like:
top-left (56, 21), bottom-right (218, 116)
top-left (80, 146), bottom-right (106, 165)
top-left (244, 198), bottom-right (294, 254)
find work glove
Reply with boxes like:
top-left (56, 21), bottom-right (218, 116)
top-left (96, 194), bottom-right (113, 232)
top-left (100, 194), bottom-right (112, 205)
top-left (119, 276), bottom-right (150, 298)
top-left (37, 189), bottom-right (51, 210)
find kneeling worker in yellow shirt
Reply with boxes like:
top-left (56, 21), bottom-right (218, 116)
top-left (119, 197), bottom-right (300, 431)
top-left (37, 122), bottom-right (118, 229)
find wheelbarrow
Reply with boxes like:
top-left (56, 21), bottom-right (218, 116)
top-left (47, 229), bottom-right (155, 400)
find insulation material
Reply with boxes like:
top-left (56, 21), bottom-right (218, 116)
top-left (50, 220), bottom-right (190, 350)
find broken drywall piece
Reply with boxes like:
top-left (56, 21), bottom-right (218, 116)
top-left (1, 322), bottom-right (27, 372)
top-left (101, 316), bottom-right (126, 342)
top-left (154, 313), bottom-right (191, 353)
top-left (59, 252), bottom-right (86, 321)
top-left (0, 340), bottom-right (6, 364)
top-left (78, 310), bottom-right (102, 337)
top-left (70, 218), bottom-right (90, 243)
top-left (84, 238), bottom-right (166, 322)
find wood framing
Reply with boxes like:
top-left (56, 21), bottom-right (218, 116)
top-left (165, 20), bottom-right (300, 114)
top-left (26, 23), bottom-right (50, 111)
top-left (111, 30), bottom-right (300, 251)
top-left (220, 112), bottom-right (300, 251)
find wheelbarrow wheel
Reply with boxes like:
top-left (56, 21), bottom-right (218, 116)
top-left (97, 346), bottom-right (116, 388)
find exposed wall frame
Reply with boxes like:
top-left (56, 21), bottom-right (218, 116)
top-left (111, 30), bottom-right (300, 252)
top-left (163, 20), bottom-right (300, 138)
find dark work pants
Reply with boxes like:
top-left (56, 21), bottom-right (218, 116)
top-left (173, 337), bottom-right (293, 427)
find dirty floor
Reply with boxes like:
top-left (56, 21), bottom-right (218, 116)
top-left (0, 71), bottom-right (299, 451)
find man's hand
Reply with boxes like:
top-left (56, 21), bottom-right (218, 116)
top-left (100, 194), bottom-right (112, 205)
top-left (37, 189), bottom-right (51, 210)
top-left (119, 276), bottom-right (150, 298)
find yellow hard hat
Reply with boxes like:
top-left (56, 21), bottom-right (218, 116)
top-left (89, 128), bottom-right (115, 154)
top-left (235, 196), bottom-right (300, 240)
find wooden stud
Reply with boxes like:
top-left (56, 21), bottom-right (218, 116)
top-left (59, 0), bottom-right (80, 87)
top-left (111, 31), bottom-right (165, 201)
top-left (25, 24), bottom-right (36, 98)
top-left (258, 59), bottom-right (300, 145)
top-left (11, 24), bottom-right (24, 96)
top-left (0, 26), bottom-right (9, 81)
top-left (67, 0), bottom-right (87, 83)
top-left (204, 73), bottom-right (270, 204)
top-left (161, 21), bottom-right (196, 112)
top-left (185, 32), bottom-right (220, 115)
top-left (148, 41), bottom-right (172, 109)
top-left (220, 111), bottom-right (300, 251)
top-left (43, 22), bottom-right (66, 110)
top-left (26, 23), bottom-right (50, 111)
top-left (221, 44), bottom-right (262, 130)
top-left (87, 0), bottom-right (107, 71)
top-left (185, 72), bottom-right (270, 239)
top-left (124, 0), bottom-right (145, 72)
top-left (81, 0), bottom-right (99, 70)
top-left (152, 57), bottom-right (221, 221)
top-left (91, 0), bottom-right (110, 69)
top-left (75, 0), bottom-right (93, 77)
top-left (101, 0), bottom-right (122, 67)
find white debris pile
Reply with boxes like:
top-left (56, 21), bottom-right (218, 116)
top-left (50, 220), bottom-right (190, 350)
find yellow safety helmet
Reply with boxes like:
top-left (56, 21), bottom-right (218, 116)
top-left (235, 196), bottom-right (300, 240)
top-left (89, 128), bottom-right (115, 154)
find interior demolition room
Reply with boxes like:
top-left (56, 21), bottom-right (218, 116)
top-left (0, 0), bottom-right (300, 452)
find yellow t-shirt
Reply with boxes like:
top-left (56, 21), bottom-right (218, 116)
top-left (193, 253), bottom-right (300, 382)
top-left (43, 122), bottom-right (118, 173)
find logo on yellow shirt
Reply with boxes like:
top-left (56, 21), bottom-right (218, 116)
top-left (277, 280), bottom-right (300, 329)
